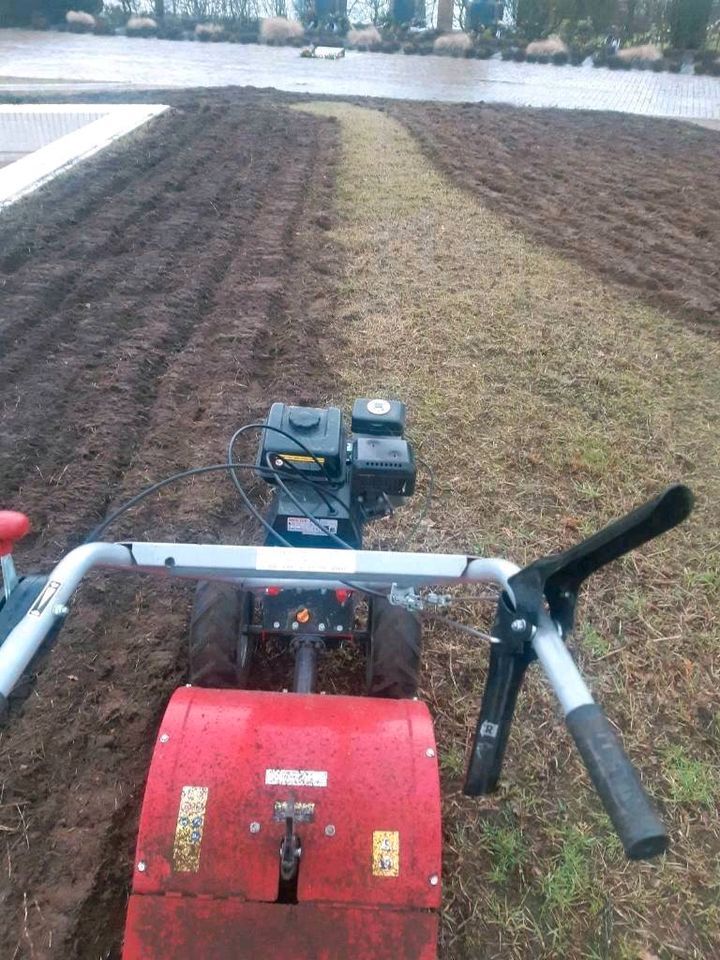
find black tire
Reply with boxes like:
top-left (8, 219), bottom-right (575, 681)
top-left (366, 597), bottom-right (422, 699)
top-left (189, 581), bottom-right (254, 688)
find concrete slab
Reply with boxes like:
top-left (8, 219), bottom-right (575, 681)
top-left (0, 103), bottom-right (169, 209)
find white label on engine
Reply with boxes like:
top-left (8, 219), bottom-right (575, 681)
top-left (255, 547), bottom-right (356, 574)
top-left (265, 769), bottom-right (328, 787)
top-left (287, 516), bottom-right (338, 537)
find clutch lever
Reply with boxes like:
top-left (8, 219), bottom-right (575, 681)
top-left (510, 483), bottom-right (693, 636)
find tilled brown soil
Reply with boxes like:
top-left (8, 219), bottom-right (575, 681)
top-left (2, 87), bottom-right (719, 960)
top-left (389, 102), bottom-right (720, 330)
top-left (0, 91), bottom-right (340, 959)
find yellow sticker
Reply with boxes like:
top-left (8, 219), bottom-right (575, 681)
top-left (279, 454), bottom-right (326, 465)
top-left (172, 786), bottom-right (208, 873)
top-left (372, 830), bottom-right (400, 877)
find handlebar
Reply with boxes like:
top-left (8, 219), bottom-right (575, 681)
top-left (1, 481), bottom-right (690, 862)
top-left (0, 541), bottom-right (520, 703)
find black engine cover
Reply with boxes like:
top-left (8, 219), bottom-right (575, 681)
top-left (259, 403), bottom-right (346, 481)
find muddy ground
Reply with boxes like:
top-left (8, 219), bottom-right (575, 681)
top-left (0, 90), bottom-right (341, 959)
top-left (0, 89), bottom-right (718, 959)
top-left (390, 102), bottom-right (720, 330)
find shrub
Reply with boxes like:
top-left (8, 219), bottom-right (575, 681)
top-left (516, 0), bottom-right (553, 41)
top-left (93, 16), bottom-right (113, 35)
top-left (158, 18), bottom-right (184, 40)
top-left (433, 32), bottom-right (472, 56)
top-left (126, 16), bottom-right (158, 37)
top-left (346, 25), bottom-right (381, 47)
top-left (195, 23), bottom-right (225, 42)
top-left (66, 10), bottom-right (95, 32)
top-left (669, 0), bottom-right (713, 49)
top-left (607, 54), bottom-right (632, 69)
top-left (617, 43), bottom-right (663, 62)
top-left (260, 17), bottom-right (305, 44)
top-left (101, 4), bottom-right (127, 29)
top-left (526, 35), bottom-right (567, 56)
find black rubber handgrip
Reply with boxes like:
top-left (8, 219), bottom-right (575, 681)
top-left (565, 703), bottom-right (668, 860)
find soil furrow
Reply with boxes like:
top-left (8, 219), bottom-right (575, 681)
top-left (0, 92), bottom-right (340, 960)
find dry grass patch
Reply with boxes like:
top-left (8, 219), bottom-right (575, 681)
top-left (617, 43), bottom-right (663, 62)
top-left (66, 10), bottom-right (95, 31)
top-left (526, 35), bottom-right (568, 56)
top-left (260, 16), bottom-right (305, 42)
top-left (126, 16), bottom-right (157, 31)
top-left (347, 26), bottom-right (382, 47)
top-left (297, 102), bottom-right (720, 960)
top-left (195, 22), bottom-right (225, 40)
top-left (434, 32), bottom-right (473, 55)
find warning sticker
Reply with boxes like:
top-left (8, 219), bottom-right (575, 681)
top-left (265, 769), bottom-right (328, 787)
top-left (278, 454), bottom-right (325, 465)
top-left (172, 786), bottom-right (208, 873)
top-left (287, 517), bottom-right (338, 537)
top-left (372, 831), bottom-right (400, 877)
top-left (255, 547), bottom-right (356, 575)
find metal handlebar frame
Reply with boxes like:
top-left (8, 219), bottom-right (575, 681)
top-left (0, 531), bottom-right (676, 859)
top-left (0, 540), bottom-right (591, 717)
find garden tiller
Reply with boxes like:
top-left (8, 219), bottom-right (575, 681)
top-left (0, 398), bottom-right (693, 959)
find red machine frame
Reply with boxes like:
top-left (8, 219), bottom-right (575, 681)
top-left (124, 688), bottom-right (442, 959)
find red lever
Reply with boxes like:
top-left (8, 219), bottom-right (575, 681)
top-left (0, 511), bottom-right (31, 557)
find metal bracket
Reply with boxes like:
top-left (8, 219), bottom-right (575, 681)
top-left (491, 593), bottom-right (537, 657)
top-left (1, 555), bottom-right (19, 603)
top-left (289, 636), bottom-right (325, 654)
top-left (278, 797), bottom-right (303, 882)
top-left (273, 798), bottom-right (315, 823)
top-left (388, 584), bottom-right (451, 612)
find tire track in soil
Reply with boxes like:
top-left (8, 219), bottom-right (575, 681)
top-left (0, 111), bottom-right (256, 388)
top-left (0, 113), bottom-right (255, 406)
top-left (0, 104), bottom-right (204, 280)
top-left (0, 92), bottom-right (341, 960)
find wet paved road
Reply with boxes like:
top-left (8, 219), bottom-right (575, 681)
top-left (1, 28), bottom-right (719, 117)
